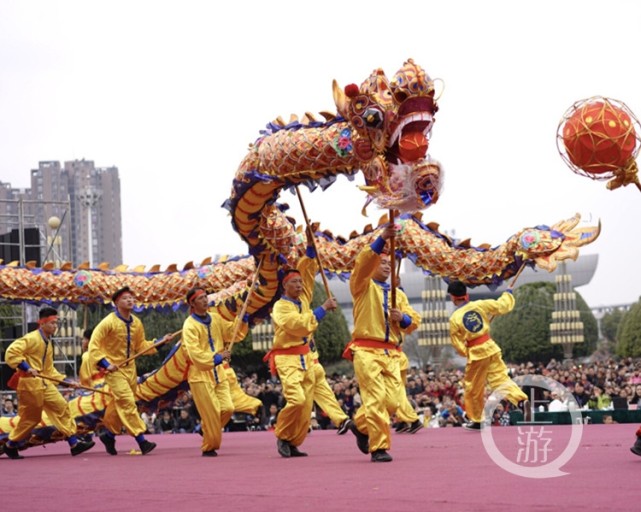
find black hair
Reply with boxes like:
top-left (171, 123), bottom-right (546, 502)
top-left (447, 281), bottom-right (467, 296)
top-left (112, 286), bottom-right (132, 303)
top-left (39, 306), bottom-right (58, 319)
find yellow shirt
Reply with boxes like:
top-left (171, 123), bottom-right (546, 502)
top-left (448, 291), bottom-right (515, 361)
top-left (87, 312), bottom-right (156, 373)
top-left (79, 352), bottom-right (106, 388)
top-left (272, 256), bottom-right (320, 350)
top-left (5, 329), bottom-right (66, 380)
top-left (350, 244), bottom-right (420, 344)
top-left (181, 311), bottom-right (248, 383)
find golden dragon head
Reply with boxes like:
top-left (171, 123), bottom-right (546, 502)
top-left (333, 58), bottom-right (443, 213)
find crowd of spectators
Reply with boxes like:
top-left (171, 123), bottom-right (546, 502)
top-left (3, 356), bottom-right (641, 431)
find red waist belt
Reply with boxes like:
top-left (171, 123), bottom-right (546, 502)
top-left (7, 370), bottom-right (27, 390)
top-left (467, 333), bottom-right (491, 348)
top-left (263, 345), bottom-right (311, 375)
top-left (342, 339), bottom-right (401, 361)
top-left (92, 371), bottom-right (106, 381)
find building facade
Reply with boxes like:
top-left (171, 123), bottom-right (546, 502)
top-left (0, 159), bottom-right (123, 267)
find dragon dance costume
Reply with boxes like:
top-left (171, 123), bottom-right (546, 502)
top-left (267, 250), bottom-right (327, 453)
top-left (181, 306), bottom-right (247, 454)
top-left (346, 236), bottom-right (421, 458)
top-left (310, 344), bottom-right (350, 431)
top-left (5, 329), bottom-right (78, 445)
top-left (448, 289), bottom-right (527, 424)
top-left (224, 365), bottom-right (262, 417)
top-left (88, 311), bottom-right (157, 441)
top-left (394, 351), bottom-right (421, 427)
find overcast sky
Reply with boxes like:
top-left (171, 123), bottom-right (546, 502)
top-left (0, 0), bottom-right (639, 308)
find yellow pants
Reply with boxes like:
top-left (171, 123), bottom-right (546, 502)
top-left (190, 379), bottom-right (222, 452)
top-left (395, 368), bottom-right (419, 423)
top-left (464, 353), bottom-right (528, 422)
top-left (103, 370), bottom-right (146, 437)
top-left (312, 361), bottom-right (348, 427)
top-left (274, 353), bottom-right (315, 448)
top-left (226, 367), bottom-right (262, 416)
top-left (353, 350), bottom-right (401, 452)
top-left (216, 378), bottom-right (234, 428)
top-left (9, 377), bottom-right (76, 442)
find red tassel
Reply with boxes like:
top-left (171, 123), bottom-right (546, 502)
top-left (344, 84), bottom-right (359, 98)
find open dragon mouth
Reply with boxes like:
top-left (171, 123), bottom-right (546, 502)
top-left (387, 98), bottom-right (435, 164)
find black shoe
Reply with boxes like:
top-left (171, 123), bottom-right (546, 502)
top-left (394, 422), bottom-right (410, 433)
top-left (630, 437), bottom-right (641, 457)
top-left (139, 440), bottom-right (157, 455)
top-left (337, 418), bottom-right (352, 435)
top-left (277, 438), bottom-right (291, 458)
top-left (71, 440), bottom-right (95, 456)
top-left (463, 421), bottom-right (482, 431)
top-left (349, 423), bottom-right (369, 455)
top-left (407, 420), bottom-right (424, 434)
top-left (3, 445), bottom-right (24, 460)
top-left (371, 449), bottom-right (393, 462)
top-left (289, 445), bottom-right (308, 457)
top-left (202, 449), bottom-right (218, 457)
top-left (99, 432), bottom-right (117, 455)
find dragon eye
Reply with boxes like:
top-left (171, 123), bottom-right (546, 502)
top-left (363, 108), bottom-right (384, 129)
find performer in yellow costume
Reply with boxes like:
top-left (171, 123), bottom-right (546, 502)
top-left (3, 307), bottom-right (95, 459)
top-left (88, 287), bottom-right (166, 455)
top-left (310, 343), bottom-right (351, 434)
top-left (265, 244), bottom-right (337, 458)
top-left (393, 350), bottom-right (423, 434)
top-left (182, 286), bottom-right (245, 456)
top-left (344, 225), bottom-right (421, 462)
top-left (447, 281), bottom-right (528, 430)
top-left (79, 327), bottom-right (106, 390)
top-left (224, 365), bottom-right (262, 419)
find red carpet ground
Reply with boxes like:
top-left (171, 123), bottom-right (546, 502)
top-left (2, 423), bottom-right (639, 511)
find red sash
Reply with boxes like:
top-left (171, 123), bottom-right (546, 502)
top-left (263, 345), bottom-right (311, 376)
top-left (467, 333), bottom-right (491, 348)
top-left (341, 339), bottom-right (401, 361)
top-left (7, 370), bottom-right (28, 390)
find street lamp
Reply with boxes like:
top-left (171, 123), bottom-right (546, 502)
top-left (46, 215), bottom-right (63, 265)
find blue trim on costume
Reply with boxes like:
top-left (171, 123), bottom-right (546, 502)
top-left (191, 312), bottom-right (219, 383)
top-left (400, 314), bottom-right (411, 329)
top-left (313, 306), bottom-right (326, 322)
top-left (281, 296), bottom-right (309, 344)
top-left (371, 237), bottom-right (386, 255)
top-left (114, 310), bottom-right (133, 362)
top-left (18, 361), bottom-right (30, 371)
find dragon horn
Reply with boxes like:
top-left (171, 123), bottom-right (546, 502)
top-left (332, 79), bottom-right (348, 117)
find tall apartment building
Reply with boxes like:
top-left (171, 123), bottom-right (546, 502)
top-left (0, 159), bottom-right (123, 267)
top-left (60, 159), bottom-right (123, 267)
